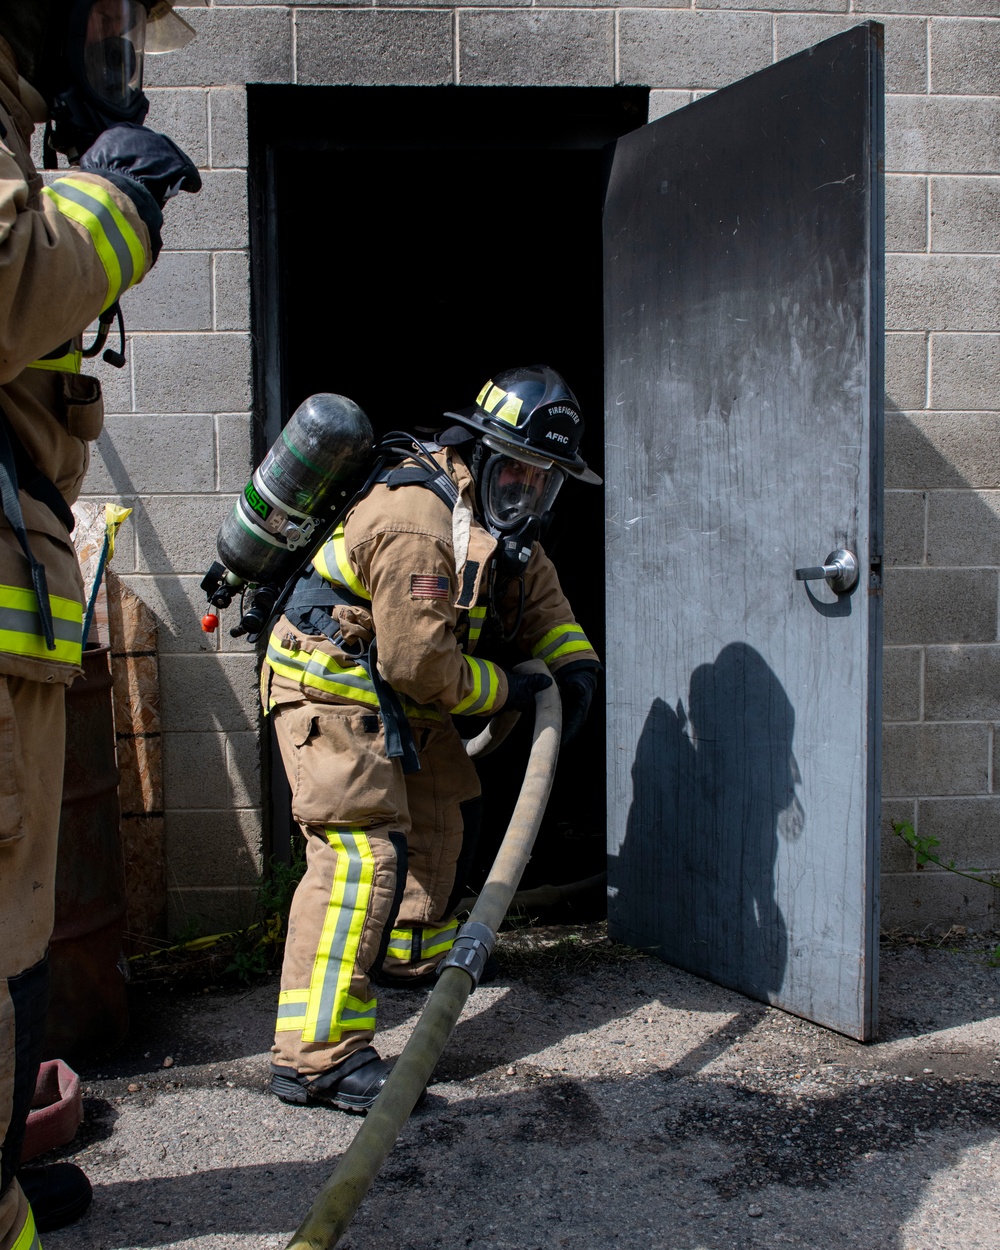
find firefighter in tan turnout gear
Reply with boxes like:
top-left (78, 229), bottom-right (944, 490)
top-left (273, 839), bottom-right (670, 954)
top-left (0, 2), bottom-right (202, 1245)
top-left (266, 365), bottom-right (602, 1113)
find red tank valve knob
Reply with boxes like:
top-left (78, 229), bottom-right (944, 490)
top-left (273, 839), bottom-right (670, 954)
top-left (201, 613), bottom-right (219, 633)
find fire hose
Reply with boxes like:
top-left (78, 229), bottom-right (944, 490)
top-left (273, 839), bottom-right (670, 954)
top-left (284, 659), bottom-right (562, 1250)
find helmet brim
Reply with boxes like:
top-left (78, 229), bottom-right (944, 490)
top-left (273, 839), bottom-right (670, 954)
top-left (443, 408), bottom-right (602, 486)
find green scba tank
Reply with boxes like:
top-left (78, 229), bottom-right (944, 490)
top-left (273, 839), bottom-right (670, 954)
top-left (202, 393), bottom-right (374, 637)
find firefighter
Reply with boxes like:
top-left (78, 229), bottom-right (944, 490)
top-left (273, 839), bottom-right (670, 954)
top-left (0, 1), bottom-right (202, 1243)
top-left (265, 364), bottom-right (602, 1114)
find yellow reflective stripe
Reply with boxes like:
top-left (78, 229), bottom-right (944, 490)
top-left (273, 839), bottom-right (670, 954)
top-left (341, 992), bottom-right (377, 1031)
top-left (275, 989), bottom-right (309, 1032)
top-left (531, 622), bottom-right (593, 666)
top-left (466, 605), bottom-right (486, 653)
top-left (12, 1206), bottom-right (40, 1250)
top-left (28, 347), bottom-right (82, 373)
top-left (302, 829), bottom-right (376, 1044)
top-left (43, 176), bottom-right (146, 310)
top-left (265, 636), bottom-right (380, 707)
top-left (476, 380), bottom-right (523, 426)
top-left (450, 654), bottom-right (501, 715)
top-left (420, 920), bottom-right (458, 959)
top-left (0, 584), bottom-right (83, 666)
top-left (314, 523), bottom-right (370, 600)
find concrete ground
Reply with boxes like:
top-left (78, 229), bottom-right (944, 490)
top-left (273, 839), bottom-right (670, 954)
top-left (40, 924), bottom-right (1000, 1250)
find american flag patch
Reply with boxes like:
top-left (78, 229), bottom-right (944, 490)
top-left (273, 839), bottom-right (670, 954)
top-left (410, 574), bottom-right (450, 600)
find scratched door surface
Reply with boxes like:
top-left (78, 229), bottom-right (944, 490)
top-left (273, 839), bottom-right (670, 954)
top-left (604, 25), bottom-right (884, 1040)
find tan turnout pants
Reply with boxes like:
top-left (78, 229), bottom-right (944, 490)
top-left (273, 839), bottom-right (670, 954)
top-left (270, 697), bottom-right (480, 1076)
top-left (0, 674), bottom-right (66, 1250)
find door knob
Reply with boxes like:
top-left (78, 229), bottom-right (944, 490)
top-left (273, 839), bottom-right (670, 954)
top-left (795, 548), bottom-right (859, 594)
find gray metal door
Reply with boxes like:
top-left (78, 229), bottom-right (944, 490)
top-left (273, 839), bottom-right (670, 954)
top-left (604, 24), bottom-right (884, 1041)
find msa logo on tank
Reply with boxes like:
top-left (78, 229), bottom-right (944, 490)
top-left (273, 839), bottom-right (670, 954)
top-left (240, 467), bottom-right (316, 552)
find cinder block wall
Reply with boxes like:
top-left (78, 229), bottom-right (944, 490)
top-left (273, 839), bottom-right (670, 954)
top-left (73, 3), bottom-right (998, 937)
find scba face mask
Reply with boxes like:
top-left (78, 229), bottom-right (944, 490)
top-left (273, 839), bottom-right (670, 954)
top-left (480, 446), bottom-right (565, 536)
top-left (45, 0), bottom-right (202, 161)
top-left (79, 0), bottom-right (147, 116)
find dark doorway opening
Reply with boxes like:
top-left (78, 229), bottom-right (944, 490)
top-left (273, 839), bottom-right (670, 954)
top-left (248, 85), bottom-right (647, 917)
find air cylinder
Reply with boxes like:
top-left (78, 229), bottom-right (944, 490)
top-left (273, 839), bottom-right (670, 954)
top-left (216, 393), bottom-right (374, 588)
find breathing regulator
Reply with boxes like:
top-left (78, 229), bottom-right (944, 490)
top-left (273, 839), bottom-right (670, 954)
top-left (200, 393), bottom-right (375, 640)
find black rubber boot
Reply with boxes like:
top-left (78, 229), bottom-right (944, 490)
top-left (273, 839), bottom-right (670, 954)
top-left (270, 1047), bottom-right (398, 1114)
top-left (18, 1162), bottom-right (93, 1232)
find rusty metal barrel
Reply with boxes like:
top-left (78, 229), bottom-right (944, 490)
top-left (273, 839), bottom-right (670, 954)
top-left (43, 643), bottom-right (129, 1061)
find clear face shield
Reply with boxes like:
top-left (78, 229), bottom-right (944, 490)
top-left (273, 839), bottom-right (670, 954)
top-left (480, 442), bottom-right (565, 534)
top-left (81, 0), bottom-right (146, 114)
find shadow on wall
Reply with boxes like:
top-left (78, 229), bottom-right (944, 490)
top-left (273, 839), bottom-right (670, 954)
top-left (610, 644), bottom-right (801, 1003)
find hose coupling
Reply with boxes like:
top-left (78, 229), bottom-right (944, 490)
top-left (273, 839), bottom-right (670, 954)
top-left (437, 921), bottom-right (496, 988)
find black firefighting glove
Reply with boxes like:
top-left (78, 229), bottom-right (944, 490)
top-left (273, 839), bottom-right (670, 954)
top-left (502, 670), bottom-right (553, 714)
top-left (556, 661), bottom-right (601, 748)
top-left (79, 123), bottom-right (202, 261)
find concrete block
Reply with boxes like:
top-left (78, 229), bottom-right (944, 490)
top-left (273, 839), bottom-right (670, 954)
top-left (931, 18), bottom-right (1000, 96)
top-left (144, 89), bottom-right (210, 168)
top-left (227, 732), bottom-right (263, 810)
top-left (882, 722), bottom-right (990, 796)
top-left (209, 87), bottom-right (249, 169)
top-left (159, 653), bottom-right (259, 732)
top-left (144, 7), bottom-right (293, 88)
top-left (119, 252), bottom-right (212, 333)
top-left (120, 574), bottom-right (220, 655)
top-left (882, 645), bottom-right (922, 722)
top-left (775, 16), bottom-right (927, 94)
top-left (160, 169), bottom-right (249, 251)
top-left (883, 568), bottom-right (997, 644)
top-left (926, 490), bottom-right (1000, 566)
top-left (857, 0), bottom-right (996, 16)
top-left (87, 414), bottom-right (216, 497)
top-left (163, 731), bottom-right (260, 810)
top-left (166, 887), bottom-right (259, 939)
top-left (86, 351), bottom-right (134, 416)
top-left (296, 11), bottom-right (453, 86)
top-left (134, 493), bottom-right (236, 576)
top-left (931, 177), bottom-right (1000, 254)
top-left (919, 797), bottom-right (1000, 871)
top-left (887, 255), bottom-right (1000, 333)
top-left (648, 91), bottom-right (694, 122)
top-left (880, 871), bottom-right (997, 936)
top-left (884, 490), bottom-right (926, 567)
top-left (931, 334), bottom-right (1000, 411)
top-left (885, 333), bottom-right (927, 412)
top-left (459, 12), bottom-right (614, 86)
top-left (925, 644), bottom-right (1000, 719)
top-left (214, 252), bottom-right (250, 332)
top-left (164, 808), bottom-right (263, 888)
top-left (132, 333), bottom-right (252, 414)
top-left (619, 12), bottom-right (771, 90)
top-left (217, 413), bottom-right (254, 493)
top-left (887, 96), bottom-right (1000, 174)
top-left (881, 799), bottom-right (918, 874)
top-left (886, 413), bottom-right (1000, 491)
top-left (886, 175), bottom-right (927, 253)
top-left (703, 0), bottom-right (844, 12)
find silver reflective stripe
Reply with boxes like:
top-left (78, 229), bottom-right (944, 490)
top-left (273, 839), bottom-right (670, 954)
top-left (0, 603), bottom-right (82, 645)
top-left (314, 832), bottom-right (369, 1040)
top-left (50, 179), bottom-right (135, 291)
top-left (535, 625), bottom-right (588, 663)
